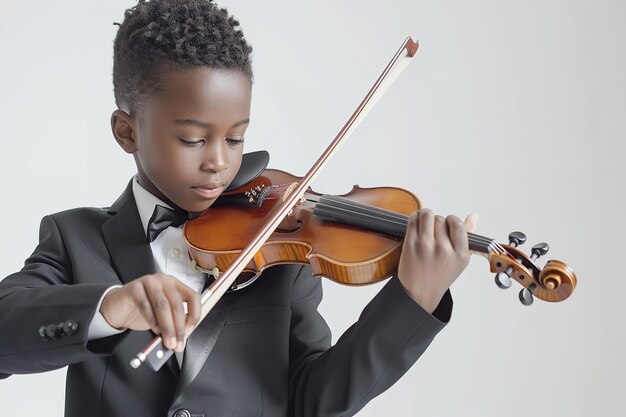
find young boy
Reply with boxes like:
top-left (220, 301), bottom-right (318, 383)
top-left (0, 1), bottom-right (477, 416)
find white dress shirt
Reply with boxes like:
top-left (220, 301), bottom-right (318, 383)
top-left (87, 176), bottom-right (207, 367)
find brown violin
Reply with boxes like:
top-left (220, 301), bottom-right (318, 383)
top-left (185, 168), bottom-right (577, 305)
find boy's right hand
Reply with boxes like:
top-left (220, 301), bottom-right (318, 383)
top-left (99, 273), bottom-right (201, 352)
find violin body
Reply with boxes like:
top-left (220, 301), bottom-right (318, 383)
top-left (184, 169), bottom-right (422, 285)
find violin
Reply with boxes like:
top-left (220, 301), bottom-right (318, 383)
top-left (186, 168), bottom-right (577, 305)
top-left (130, 36), bottom-right (577, 371)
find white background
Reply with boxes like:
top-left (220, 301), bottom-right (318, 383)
top-left (1, 0), bottom-right (624, 416)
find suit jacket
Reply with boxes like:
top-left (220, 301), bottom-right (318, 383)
top-left (0, 180), bottom-right (453, 417)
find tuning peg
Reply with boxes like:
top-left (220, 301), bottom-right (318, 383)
top-left (530, 243), bottom-right (549, 261)
top-left (495, 267), bottom-right (513, 289)
top-left (519, 284), bottom-right (536, 306)
top-left (508, 231), bottom-right (527, 247)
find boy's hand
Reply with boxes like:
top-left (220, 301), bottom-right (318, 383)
top-left (398, 208), bottom-right (479, 313)
top-left (99, 273), bottom-right (201, 352)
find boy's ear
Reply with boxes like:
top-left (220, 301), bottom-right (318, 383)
top-left (111, 109), bottom-right (137, 154)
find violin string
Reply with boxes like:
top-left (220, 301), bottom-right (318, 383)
top-left (493, 242), bottom-right (507, 254)
top-left (317, 195), bottom-right (494, 244)
top-left (318, 195), bottom-right (499, 250)
top-left (315, 194), bottom-right (502, 254)
top-left (316, 198), bottom-right (409, 226)
top-left (317, 195), bottom-right (485, 239)
top-left (318, 195), bottom-right (414, 224)
top-left (298, 190), bottom-right (494, 255)
top-left (267, 183), bottom-right (506, 255)
top-left (266, 185), bottom-right (290, 199)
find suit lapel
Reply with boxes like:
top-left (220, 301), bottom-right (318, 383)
top-left (102, 180), bottom-right (180, 377)
top-left (172, 291), bottom-right (238, 402)
top-left (102, 180), bottom-right (156, 285)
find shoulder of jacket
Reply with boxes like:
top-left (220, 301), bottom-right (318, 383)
top-left (46, 206), bottom-right (112, 227)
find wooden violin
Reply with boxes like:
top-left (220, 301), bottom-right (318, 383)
top-left (185, 168), bottom-right (577, 305)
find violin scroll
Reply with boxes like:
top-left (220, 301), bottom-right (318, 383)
top-left (488, 242), bottom-right (577, 305)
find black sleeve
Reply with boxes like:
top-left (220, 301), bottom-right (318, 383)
top-left (0, 215), bottom-right (127, 378)
top-left (287, 265), bottom-right (452, 417)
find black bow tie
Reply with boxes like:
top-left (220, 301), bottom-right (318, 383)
top-left (146, 205), bottom-right (192, 243)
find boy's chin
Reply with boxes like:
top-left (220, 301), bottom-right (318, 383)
top-left (187, 203), bottom-right (213, 217)
top-left (182, 196), bottom-right (223, 216)
top-left (163, 196), bottom-right (211, 217)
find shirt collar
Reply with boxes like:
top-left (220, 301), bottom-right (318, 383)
top-left (132, 175), bottom-right (173, 237)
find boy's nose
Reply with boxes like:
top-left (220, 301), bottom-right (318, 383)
top-left (200, 141), bottom-right (229, 172)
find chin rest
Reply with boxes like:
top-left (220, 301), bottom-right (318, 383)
top-left (225, 150), bottom-right (270, 192)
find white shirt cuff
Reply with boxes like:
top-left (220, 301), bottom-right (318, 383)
top-left (87, 285), bottom-right (126, 340)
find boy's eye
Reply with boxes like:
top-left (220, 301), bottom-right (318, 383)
top-left (177, 136), bottom-right (245, 147)
top-left (226, 137), bottom-right (245, 146)
top-left (178, 137), bottom-right (205, 146)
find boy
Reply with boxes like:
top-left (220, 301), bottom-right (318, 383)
top-left (0, 1), bottom-right (477, 416)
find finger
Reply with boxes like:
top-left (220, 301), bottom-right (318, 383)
top-left (133, 283), bottom-right (159, 333)
top-left (174, 279), bottom-right (201, 335)
top-left (464, 212), bottom-right (479, 234)
top-left (447, 215), bottom-right (469, 255)
top-left (163, 279), bottom-right (188, 352)
top-left (418, 208), bottom-right (435, 240)
top-left (434, 215), bottom-right (449, 244)
top-left (144, 281), bottom-right (177, 350)
top-left (404, 211), bottom-right (418, 241)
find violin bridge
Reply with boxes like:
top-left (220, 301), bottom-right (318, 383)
top-left (282, 182), bottom-right (299, 202)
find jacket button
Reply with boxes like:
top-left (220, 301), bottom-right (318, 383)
top-left (38, 325), bottom-right (50, 341)
top-left (62, 320), bottom-right (79, 336)
top-left (173, 409), bottom-right (191, 417)
top-left (45, 323), bottom-right (58, 339)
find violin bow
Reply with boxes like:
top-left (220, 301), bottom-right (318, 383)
top-left (131, 37), bottom-right (420, 370)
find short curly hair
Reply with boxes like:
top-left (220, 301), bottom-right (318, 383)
top-left (112, 0), bottom-right (253, 112)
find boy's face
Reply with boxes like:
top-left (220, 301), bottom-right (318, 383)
top-left (112, 67), bottom-right (251, 212)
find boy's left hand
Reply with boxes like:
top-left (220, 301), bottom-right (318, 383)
top-left (397, 209), bottom-right (479, 313)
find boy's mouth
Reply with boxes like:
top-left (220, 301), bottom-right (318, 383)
top-left (191, 182), bottom-right (225, 199)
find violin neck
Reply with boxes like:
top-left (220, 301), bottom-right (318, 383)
top-left (313, 194), bottom-right (497, 256)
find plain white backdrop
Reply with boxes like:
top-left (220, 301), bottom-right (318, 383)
top-left (1, 0), bottom-right (624, 416)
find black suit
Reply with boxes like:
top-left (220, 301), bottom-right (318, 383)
top-left (0, 180), bottom-right (452, 417)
